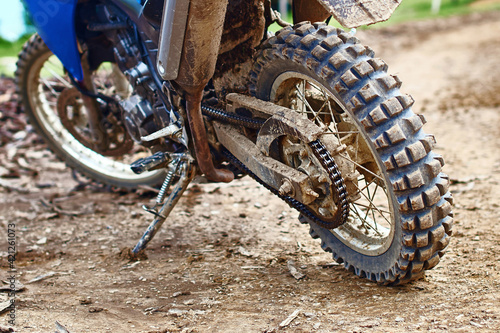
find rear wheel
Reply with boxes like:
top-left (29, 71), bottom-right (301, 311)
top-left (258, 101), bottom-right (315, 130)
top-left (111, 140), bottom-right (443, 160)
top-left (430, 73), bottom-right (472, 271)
top-left (15, 34), bottom-right (164, 188)
top-left (250, 22), bottom-right (453, 284)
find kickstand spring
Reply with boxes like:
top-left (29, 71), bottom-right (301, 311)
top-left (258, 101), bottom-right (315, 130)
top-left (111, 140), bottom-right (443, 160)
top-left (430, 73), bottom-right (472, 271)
top-left (132, 161), bottom-right (196, 254)
top-left (142, 158), bottom-right (181, 219)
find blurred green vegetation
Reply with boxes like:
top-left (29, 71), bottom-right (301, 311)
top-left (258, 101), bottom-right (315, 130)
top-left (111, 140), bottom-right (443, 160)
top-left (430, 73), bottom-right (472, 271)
top-left (381, 0), bottom-right (500, 25)
top-left (0, 35), bottom-right (30, 77)
top-left (0, 35), bottom-right (30, 58)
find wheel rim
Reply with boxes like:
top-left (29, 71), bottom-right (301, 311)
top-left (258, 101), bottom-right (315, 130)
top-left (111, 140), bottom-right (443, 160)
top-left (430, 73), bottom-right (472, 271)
top-left (26, 50), bottom-right (161, 183)
top-left (270, 71), bottom-right (397, 256)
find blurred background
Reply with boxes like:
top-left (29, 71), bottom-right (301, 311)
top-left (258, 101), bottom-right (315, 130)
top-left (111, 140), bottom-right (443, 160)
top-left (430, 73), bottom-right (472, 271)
top-left (1, 0), bottom-right (500, 76)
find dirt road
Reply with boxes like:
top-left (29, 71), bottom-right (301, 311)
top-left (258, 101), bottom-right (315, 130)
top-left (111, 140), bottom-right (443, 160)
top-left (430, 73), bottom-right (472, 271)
top-left (1, 11), bottom-right (500, 333)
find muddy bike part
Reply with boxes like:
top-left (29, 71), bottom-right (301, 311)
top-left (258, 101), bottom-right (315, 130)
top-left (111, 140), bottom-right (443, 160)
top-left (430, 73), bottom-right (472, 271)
top-left (250, 22), bottom-right (453, 284)
top-left (170, 0), bottom-right (234, 183)
top-left (133, 158), bottom-right (196, 254)
top-left (15, 34), bottom-right (165, 188)
top-left (212, 94), bottom-right (349, 229)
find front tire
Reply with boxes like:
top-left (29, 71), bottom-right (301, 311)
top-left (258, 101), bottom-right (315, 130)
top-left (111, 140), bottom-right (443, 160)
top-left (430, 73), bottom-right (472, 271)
top-left (15, 34), bottom-right (164, 189)
top-left (250, 22), bottom-right (453, 284)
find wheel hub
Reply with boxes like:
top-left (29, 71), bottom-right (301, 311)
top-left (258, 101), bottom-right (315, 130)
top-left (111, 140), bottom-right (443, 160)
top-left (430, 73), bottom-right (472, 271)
top-left (57, 87), bottom-right (133, 157)
top-left (280, 136), bottom-right (338, 221)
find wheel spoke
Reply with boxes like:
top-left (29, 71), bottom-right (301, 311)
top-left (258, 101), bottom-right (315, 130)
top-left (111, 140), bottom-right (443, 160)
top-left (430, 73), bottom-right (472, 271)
top-left (351, 179), bottom-right (391, 220)
top-left (40, 78), bottom-right (58, 96)
top-left (350, 204), bottom-right (384, 236)
top-left (311, 90), bottom-right (332, 124)
top-left (354, 176), bottom-right (376, 195)
top-left (327, 100), bottom-right (343, 142)
top-left (364, 181), bottom-right (373, 221)
top-left (338, 154), bottom-right (385, 182)
top-left (368, 182), bottom-right (381, 231)
top-left (372, 186), bottom-right (380, 231)
top-left (44, 65), bottom-right (72, 88)
top-left (295, 82), bottom-right (319, 119)
top-left (351, 201), bottom-right (392, 224)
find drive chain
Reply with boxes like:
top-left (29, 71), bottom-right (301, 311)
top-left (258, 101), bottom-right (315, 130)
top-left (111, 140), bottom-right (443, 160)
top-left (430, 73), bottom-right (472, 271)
top-left (203, 104), bottom-right (349, 229)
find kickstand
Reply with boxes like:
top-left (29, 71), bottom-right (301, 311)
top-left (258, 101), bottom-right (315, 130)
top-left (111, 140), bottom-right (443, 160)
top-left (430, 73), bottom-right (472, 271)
top-left (132, 161), bottom-right (196, 254)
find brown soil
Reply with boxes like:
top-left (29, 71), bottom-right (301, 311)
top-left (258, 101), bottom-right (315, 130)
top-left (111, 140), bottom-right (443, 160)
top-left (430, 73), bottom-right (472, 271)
top-left (1, 11), bottom-right (500, 333)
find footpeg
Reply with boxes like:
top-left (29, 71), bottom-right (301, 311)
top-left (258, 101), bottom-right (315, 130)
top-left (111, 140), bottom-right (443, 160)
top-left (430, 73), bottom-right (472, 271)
top-left (131, 151), bottom-right (184, 174)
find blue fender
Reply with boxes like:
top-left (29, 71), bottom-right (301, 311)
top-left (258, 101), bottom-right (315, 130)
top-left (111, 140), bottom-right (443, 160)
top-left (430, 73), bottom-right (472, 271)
top-left (23, 0), bottom-right (83, 81)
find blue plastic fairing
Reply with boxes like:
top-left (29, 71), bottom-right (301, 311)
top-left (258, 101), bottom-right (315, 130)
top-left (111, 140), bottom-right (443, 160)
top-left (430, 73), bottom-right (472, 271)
top-left (23, 0), bottom-right (83, 81)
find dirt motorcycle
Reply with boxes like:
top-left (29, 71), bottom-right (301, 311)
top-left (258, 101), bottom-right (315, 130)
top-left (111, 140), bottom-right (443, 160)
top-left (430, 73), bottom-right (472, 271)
top-left (16, 0), bottom-right (453, 285)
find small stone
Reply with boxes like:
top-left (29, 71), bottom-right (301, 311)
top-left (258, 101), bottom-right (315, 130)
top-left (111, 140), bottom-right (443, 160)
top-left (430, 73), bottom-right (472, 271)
top-left (89, 307), bottom-right (104, 313)
top-left (254, 202), bottom-right (262, 208)
top-left (187, 254), bottom-right (204, 263)
top-left (237, 246), bottom-right (253, 257)
top-left (287, 260), bottom-right (306, 280)
top-left (172, 291), bottom-right (191, 298)
top-left (0, 325), bottom-right (14, 333)
top-left (279, 309), bottom-right (301, 328)
top-left (395, 317), bottom-right (404, 322)
top-left (80, 298), bottom-right (92, 305)
top-left (36, 237), bottom-right (47, 245)
top-left (360, 320), bottom-right (380, 328)
top-left (13, 131), bottom-right (27, 141)
top-left (168, 309), bottom-right (188, 317)
top-left (304, 312), bottom-right (316, 318)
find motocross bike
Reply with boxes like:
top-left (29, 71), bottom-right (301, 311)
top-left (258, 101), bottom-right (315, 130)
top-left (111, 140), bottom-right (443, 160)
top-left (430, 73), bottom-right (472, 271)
top-left (16, 0), bottom-right (453, 284)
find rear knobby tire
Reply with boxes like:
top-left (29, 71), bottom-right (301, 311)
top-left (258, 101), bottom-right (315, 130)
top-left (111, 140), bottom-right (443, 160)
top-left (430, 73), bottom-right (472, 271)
top-left (250, 22), bottom-right (453, 284)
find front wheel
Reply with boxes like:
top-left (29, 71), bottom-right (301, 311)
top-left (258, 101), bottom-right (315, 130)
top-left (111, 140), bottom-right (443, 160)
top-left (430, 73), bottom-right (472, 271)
top-left (15, 34), bottom-right (164, 188)
top-left (250, 22), bottom-right (453, 284)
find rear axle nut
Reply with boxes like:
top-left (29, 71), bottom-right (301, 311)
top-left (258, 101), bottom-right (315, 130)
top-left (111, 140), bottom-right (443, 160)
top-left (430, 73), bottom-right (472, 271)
top-left (279, 179), bottom-right (295, 197)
